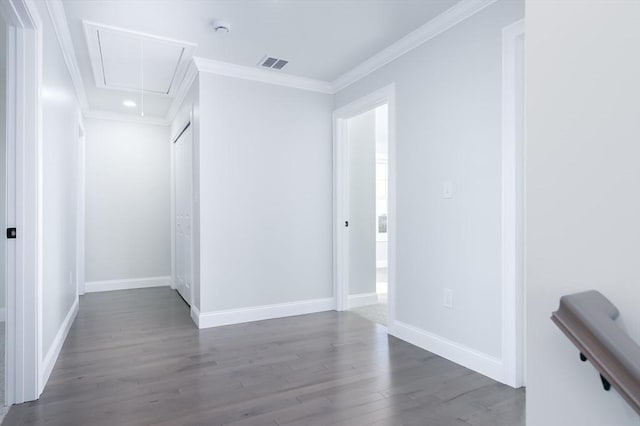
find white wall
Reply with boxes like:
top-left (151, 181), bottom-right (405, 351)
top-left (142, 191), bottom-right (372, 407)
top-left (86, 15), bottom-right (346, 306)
top-left (526, 1), bottom-right (640, 425)
top-left (35, 0), bottom-right (81, 356)
top-left (348, 109), bottom-right (376, 296)
top-left (198, 74), bottom-right (333, 313)
top-left (334, 0), bottom-right (523, 360)
top-left (84, 119), bottom-right (170, 283)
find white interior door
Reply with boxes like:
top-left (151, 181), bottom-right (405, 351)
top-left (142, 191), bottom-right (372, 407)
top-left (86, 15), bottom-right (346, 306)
top-left (347, 109), bottom-right (377, 303)
top-left (174, 125), bottom-right (192, 305)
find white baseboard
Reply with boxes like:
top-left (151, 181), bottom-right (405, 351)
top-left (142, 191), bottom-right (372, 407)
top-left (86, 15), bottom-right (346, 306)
top-left (348, 292), bottom-right (379, 309)
top-left (389, 320), bottom-right (505, 384)
top-left (190, 305), bottom-right (201, 328)
top-left (196, 297), bottom-right (335, 329)
top-left (85, 276), bottom-right (171, 293)
top-left (40, 297), bottom-right (79, 393)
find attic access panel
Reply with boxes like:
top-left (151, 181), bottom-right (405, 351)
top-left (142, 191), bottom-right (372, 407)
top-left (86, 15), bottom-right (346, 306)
top-left (83, 21), bottom-right (196, 96)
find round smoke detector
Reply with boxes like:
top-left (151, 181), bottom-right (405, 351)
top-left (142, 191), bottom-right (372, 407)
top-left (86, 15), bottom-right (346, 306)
top-left (212, 21), bottom-right (231, 34)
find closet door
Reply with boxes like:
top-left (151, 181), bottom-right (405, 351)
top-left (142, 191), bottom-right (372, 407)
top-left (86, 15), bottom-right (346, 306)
top-left (174, 125), bottom-right (192, 305)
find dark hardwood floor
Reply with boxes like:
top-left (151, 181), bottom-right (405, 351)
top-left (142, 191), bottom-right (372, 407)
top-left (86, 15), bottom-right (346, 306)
top-left (3, 288), bottom-right (524, 426)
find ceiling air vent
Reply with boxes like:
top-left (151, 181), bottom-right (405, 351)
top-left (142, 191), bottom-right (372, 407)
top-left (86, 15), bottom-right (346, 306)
top-left (260, 56), bottom-right (288, 70)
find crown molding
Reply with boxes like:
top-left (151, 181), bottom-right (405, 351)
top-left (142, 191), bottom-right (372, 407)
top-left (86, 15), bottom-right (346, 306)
top-left (44, 0), bottom-right (89, 111)
top-left (193, 57), bottom-right (334, 95)
top-left (331, 0), bottom-right (498, 92)
top-left (46, 0), bottom-right (498, 126)
top-left (84, 109), bottom-right (169, 126)
top-left (165, 59), bottom-right (198, 123)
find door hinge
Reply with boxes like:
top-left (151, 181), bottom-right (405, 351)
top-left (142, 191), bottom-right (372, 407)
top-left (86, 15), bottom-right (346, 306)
top-left (6, 228), bottom-right (16, 239)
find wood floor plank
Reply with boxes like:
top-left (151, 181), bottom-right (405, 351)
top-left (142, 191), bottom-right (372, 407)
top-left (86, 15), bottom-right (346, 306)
top-left (2, 288), bottom-right (524, 426)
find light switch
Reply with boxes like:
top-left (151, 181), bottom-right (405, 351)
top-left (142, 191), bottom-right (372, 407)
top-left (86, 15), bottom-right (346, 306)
top-left (442, 180), bottom-right (453, 199)
top-left (443, 288), bottom-right (453, 309)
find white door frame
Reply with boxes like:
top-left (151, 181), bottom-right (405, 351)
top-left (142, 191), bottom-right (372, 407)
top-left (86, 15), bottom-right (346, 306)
top-left (76, 113), bottom-right (85, 296)
top-left (0, 0), bottom-right (42, 403)
top-left (170, 121), bottom-right (176, 292)
top-left (501, 19), bottom-right (526, 388)
top-left (333, 84), bottom-right (396, 326)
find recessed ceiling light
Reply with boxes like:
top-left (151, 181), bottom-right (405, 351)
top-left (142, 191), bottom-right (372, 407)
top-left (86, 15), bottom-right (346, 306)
top-left (123, 100), bottom-right (136, 108)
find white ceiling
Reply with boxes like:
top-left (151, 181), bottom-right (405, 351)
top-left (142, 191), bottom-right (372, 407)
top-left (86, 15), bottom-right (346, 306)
top-left (61, 0), bottom-right (460, 121)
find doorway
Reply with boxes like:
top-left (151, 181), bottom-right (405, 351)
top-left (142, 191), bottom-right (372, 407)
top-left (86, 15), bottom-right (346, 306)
top-left (374, 105), bottom-right (389, 313)
top-left (345, 104), bottom-right (389, 326)
top-left (334, 84), bottom-right (396, 329)
top-left (173, 122), bottom-right (193, 305)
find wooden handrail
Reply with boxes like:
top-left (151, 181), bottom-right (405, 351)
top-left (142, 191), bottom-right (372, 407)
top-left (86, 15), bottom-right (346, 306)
top-left (552, 290), bottom-right (640, 416)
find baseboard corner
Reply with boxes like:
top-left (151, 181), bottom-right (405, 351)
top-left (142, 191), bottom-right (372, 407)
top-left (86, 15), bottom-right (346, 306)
top-left (388, 319), bottom-right (505, 384)
top-left (190, 305), bottom-right (201, 328)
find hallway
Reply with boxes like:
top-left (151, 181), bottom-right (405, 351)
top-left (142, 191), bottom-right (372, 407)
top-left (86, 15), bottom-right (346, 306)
top-left (3, 288), bottom-right (523, 426)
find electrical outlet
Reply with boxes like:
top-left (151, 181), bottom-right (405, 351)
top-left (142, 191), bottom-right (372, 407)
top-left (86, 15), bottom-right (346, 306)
top-left (443, 288), bottom-right (453, 309)
top-left (442, 180), bottom-right (453, 199)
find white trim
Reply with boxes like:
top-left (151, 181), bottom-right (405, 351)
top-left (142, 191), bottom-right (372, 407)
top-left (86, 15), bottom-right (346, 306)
top-left (331, 0), bottom-right (498, 92)
top-left (85, 276), bottom-right (171, 293)
top-left (43, 0), bottom-right (89, 111)
top-left (170, 125), bottom-right (177, 292)
top-left (76, 111), bottom-right (85, 296)
top-left (193, 57), bottom-right (334, 94)
top-left (0, 0), bottom-right (43, 404)
top-left (347, 293), bottom-right (379, 309)
top-left (389, 320), bottom-right (504, 383)
top-left (83, 109), bottom-right (169, 126)
top-left (501, 19), bottom-right (526, 389)
top-left (195, 298), bottom-right (335, 329)
top-left (165, 60), bottom-right (198, 123)
top-left (333, 84), bottom-right (396, 329)
top-left (190, 305), bottom-right (200, 328)
top-left (82, 20), bottom-right (196, 97)
top-left (39, 296), bottom-right (78, 394)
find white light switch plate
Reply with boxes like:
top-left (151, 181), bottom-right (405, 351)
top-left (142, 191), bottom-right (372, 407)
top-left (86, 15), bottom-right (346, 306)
top-left (443, 288), bottom-right (453, 309)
